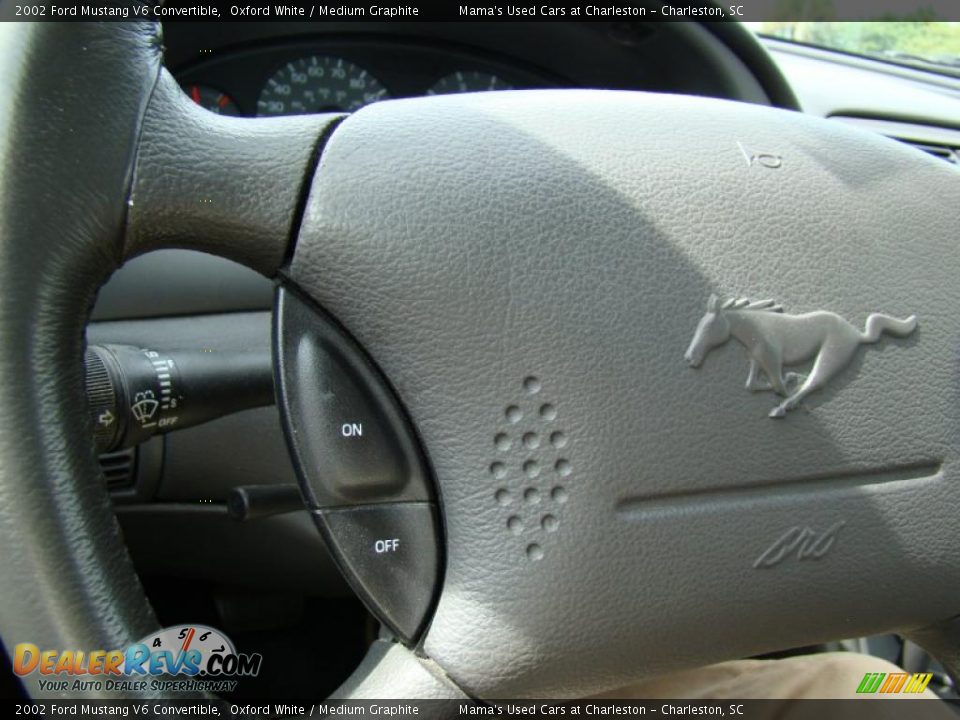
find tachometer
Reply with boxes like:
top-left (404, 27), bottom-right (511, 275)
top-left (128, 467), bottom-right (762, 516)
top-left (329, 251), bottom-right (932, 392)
top-left (182, 84), bottom-right (241, 116)
top-left (427, 71), bottom-right (512, 95)
top-left (257, 56), bottom-right (389, 116)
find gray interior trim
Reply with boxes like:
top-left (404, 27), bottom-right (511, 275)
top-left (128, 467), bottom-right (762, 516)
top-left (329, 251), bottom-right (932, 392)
top-left (330, 640), bottom-right (468, 700)
top-left (829, 116), bottom-right (960, 151)
top-left (92, 250), bottom-right (273, 321)
top-left (763, 37), bottom-right (960, 125)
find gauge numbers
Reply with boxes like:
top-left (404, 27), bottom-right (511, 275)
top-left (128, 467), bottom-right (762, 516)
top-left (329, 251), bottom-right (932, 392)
top-left (427, 71), bottom-right (513, 96)
top-left (137, 624), bottom-right (235, 658)
top-left (257, 56), bottom-right (389, 116)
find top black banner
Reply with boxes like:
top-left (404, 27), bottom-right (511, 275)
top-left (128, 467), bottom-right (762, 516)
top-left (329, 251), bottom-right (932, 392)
top-left (5, 699), bottom-right (960, 719)
top-left (1, 0), bottom-right (959, 22)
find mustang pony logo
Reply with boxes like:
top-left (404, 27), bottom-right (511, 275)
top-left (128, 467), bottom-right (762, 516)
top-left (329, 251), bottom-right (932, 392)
top-left (684, 295), bottom-right (917, 418)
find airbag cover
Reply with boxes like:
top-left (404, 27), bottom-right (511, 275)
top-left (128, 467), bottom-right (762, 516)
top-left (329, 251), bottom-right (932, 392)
top-left (289, 91), bottom-right (960, 697)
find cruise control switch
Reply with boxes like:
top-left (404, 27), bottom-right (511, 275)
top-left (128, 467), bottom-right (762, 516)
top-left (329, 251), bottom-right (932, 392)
top-left (274, 288), bottom-right (441, 644)
top-left (84, 344), bottom-right (274, 453)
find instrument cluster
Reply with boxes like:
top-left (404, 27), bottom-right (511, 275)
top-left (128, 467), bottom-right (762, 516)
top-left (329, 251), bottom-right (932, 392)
top-left (175, 41), bottom-right (558, 117)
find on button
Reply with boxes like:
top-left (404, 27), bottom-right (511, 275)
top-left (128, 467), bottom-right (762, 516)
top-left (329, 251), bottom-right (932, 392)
top-left (275, 289), bottom-right (434, 508)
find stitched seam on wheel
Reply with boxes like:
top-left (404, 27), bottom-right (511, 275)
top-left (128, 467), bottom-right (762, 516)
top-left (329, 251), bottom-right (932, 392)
top-left (119, 24), bottom-right (168, 268)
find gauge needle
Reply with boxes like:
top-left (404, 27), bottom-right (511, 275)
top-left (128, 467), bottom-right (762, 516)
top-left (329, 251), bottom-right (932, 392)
top-left (180, 627), bottom-right (196, 652)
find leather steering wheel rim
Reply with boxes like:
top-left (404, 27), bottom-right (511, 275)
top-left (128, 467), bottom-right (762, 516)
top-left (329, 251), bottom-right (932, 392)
top-left (2, 21), bottom-right (960, 701)
top-left (0, 20), bottom-right (459, 700)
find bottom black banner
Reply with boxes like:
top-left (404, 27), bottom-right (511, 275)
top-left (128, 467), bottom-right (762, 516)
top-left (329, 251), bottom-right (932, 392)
top-left (6, 700), bottom-right (960, 720)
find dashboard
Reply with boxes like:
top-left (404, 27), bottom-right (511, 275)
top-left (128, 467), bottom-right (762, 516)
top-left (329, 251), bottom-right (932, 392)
top-left (176, 38), bottom-right (558, 117)
top-left (163, 22), bottom-right (789, 118)
top-left (762, 37), bottom-right (960, 164)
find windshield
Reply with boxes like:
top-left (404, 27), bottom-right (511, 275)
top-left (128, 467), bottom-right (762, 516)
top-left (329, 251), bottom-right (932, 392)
top-left (748, 22), bottom-right (960, 77)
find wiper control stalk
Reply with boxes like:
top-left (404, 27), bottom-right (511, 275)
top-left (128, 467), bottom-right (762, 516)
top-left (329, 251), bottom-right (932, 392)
top-left (84, 343), bottom-right (274, 453)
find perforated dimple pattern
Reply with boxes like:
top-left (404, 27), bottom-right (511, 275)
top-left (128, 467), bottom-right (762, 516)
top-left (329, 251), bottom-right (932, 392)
top-left (490, 377), bottom-right (569, 561)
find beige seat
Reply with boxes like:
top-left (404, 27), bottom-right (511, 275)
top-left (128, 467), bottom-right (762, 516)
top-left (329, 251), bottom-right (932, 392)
top-left (594, 652), bottom-right (950, 703)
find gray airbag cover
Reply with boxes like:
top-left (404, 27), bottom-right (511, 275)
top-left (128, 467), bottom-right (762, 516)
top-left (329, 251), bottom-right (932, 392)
top-left (289, 90), bottom-right (960, 697)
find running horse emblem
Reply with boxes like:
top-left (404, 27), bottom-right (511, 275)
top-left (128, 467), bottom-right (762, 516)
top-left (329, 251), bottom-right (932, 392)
top-left (684, 295), bottom-right (917, 418)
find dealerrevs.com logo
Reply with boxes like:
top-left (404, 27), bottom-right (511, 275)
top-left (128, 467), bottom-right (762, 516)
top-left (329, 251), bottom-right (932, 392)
top-left (13, 625), bottom-right (262, 694)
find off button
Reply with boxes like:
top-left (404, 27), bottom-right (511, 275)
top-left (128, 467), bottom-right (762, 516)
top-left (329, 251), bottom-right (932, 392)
top-left (315, 503), bottom-right (440, 644)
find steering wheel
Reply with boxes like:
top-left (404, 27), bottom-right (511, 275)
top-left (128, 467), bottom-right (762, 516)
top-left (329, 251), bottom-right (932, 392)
top-left (3, 21), bottom-right (960, 700)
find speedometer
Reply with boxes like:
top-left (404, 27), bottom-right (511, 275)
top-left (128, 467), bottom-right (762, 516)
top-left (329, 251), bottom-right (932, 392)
top-left (427, 71), bottom-right (512, 95)
top-left (257, 56), bottom-right (389, 116)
